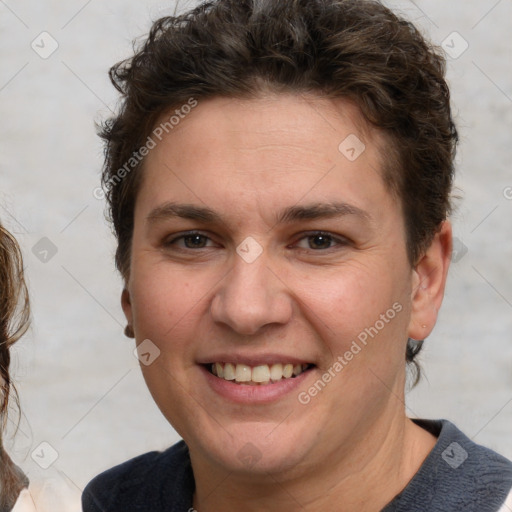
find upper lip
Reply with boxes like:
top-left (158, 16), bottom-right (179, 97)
top-left (197, 353), bottom-right (315, 367)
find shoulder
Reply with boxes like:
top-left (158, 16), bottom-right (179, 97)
top-left (11, 489), bottom-right (37, 512)
top-left (82, 440), bottom-right (194, 512)
top-left (422, 419), bottom-right (512, 484)
top-left (385, 419), bottom-right (512, 512)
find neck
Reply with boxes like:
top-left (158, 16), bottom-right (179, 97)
top-left (191, 413), bottom-right (437, 512)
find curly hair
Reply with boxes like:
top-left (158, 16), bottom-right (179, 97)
top-left (98, 0), bottom-right (458, 376)
top-left (0, 222), bottom-right (30, 507)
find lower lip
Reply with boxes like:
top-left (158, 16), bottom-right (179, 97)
top-left (199, 365), bottom-right (314, 404)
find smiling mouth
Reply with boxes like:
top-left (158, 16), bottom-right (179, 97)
top-left (205, 362), bottom-right (315, 385)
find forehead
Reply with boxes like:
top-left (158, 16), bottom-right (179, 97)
top-left (150, 93), bottom-right (376, 160)
top-left (136, 93), bottom-right (396, 227)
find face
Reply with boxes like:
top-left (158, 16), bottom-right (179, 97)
top-left (122, 93), bottom-right (442, 477)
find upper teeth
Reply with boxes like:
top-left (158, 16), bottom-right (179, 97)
top-left (211, 362), bottom-right (309, 384)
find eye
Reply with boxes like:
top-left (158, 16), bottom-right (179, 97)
top-left (164, 231), bottom-right (217, 249)
top-left (163, 230), bottom-right (348, 252)
top-left (294, 231), bottom-right (348, 251)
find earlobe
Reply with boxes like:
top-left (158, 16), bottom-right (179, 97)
top-left (408, 220), bottom-right (453, 341)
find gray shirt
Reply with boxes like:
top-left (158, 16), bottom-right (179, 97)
top-left (82, 418), bottom-right (512, 511)
top-left (382, 419), bottom-right (512, 511)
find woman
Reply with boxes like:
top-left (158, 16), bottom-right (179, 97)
top-left (82, 0), bottom-right (512, 510)
top-left (0, 223), bottom-right (35, 511)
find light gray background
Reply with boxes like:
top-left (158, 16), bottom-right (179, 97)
top-left (1, 0), bottom-right (511, 505)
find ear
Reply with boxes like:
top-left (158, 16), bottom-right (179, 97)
top-left (408, 220), bottom-right (452, 341)
top-left (121, 287), bottom-right (133, 328)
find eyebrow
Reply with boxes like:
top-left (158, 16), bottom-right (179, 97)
top-left (146, 201), bottom-right (371, 227)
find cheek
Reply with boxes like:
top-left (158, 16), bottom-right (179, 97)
top-left (297, 261), bottom-right (401, 326)
top-left (293, 261), bottom-right (410, 365)
top-left (130, 264), bottom-right (201, 347)
top-left (130, 265), bottom-right (210, 426)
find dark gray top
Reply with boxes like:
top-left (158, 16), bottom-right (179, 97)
top-left (82, 419), bottom-right (512, 511)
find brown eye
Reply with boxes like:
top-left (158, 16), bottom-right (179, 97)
top-left (165, 231), bottom-right (215, 249)
top-left (294, 231), bottom-right (347, 251)
top-left (308, 234), bottom-right (333, 250)
top-left (182, 234), bottom-right (208, 248)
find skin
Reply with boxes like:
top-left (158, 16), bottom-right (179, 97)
top-left (121, 93), bottom-right (452, 511)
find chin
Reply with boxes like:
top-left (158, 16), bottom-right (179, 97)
top-left (188, 418), bottom-right (315, 476)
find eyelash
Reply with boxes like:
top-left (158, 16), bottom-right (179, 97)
top-left (164, 230), bottom-right (348, 252)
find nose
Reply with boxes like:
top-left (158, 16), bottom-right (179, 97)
top-left (210, 248), bottom-right (293, 336)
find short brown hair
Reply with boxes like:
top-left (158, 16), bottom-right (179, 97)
top-left (99, 0), bottom-right (458, 373)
